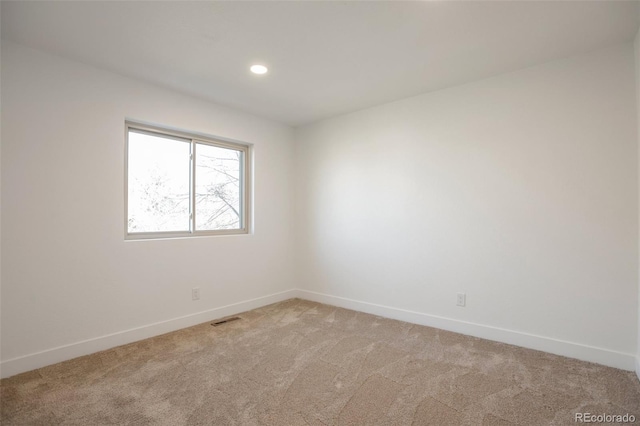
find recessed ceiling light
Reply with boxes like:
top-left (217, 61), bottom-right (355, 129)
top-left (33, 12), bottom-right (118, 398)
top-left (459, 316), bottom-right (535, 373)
top-left (250, 64), bottom-right (268, 75)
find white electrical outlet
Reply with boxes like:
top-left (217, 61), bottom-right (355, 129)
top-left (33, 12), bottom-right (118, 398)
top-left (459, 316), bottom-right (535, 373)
top-left (192, 288), bottom-right (200, 301)
top-left (456, 292), bottom-right (466, 307)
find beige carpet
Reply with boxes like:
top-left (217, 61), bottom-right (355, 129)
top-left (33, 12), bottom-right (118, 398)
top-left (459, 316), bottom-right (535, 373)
top-left (2, 298), bottom-right (639, 425)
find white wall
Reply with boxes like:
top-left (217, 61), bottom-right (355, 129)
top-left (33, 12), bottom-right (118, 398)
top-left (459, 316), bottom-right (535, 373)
top-left (295, 44), bottom-right (638, 369)
top-left (3, 38), bottom-right (639, 377)
top-left (0, 7), bottom-right (3, 380)
top-left (635, 21), bottom-right (640, 379)
top-left (0, 41), bottom-right (296, 376)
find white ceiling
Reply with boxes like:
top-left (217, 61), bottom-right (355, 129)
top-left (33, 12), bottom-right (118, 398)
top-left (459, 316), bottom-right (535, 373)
top-left (2, 1), bottom-right (639, 126)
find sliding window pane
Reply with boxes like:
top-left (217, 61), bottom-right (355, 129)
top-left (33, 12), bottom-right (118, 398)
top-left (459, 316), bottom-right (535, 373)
top-left (128, 131), bottom-right (191, 233)
top-left (195, 143), bottom-right (242, 230)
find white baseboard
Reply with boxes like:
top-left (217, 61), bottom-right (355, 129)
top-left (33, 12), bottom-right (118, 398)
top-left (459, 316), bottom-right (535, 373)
top-left (0, 289), bottom-right (298, 379)
top-left (296, 289), bottom-right (636, 371)
top-left (2, 288), bottom-right (635, 379)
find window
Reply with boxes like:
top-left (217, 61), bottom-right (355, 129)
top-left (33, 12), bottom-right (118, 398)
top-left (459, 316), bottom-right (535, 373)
top-left (125, 122), bottom-right (250, 239)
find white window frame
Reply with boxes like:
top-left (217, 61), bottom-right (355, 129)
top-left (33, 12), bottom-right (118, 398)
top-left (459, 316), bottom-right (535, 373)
top-left (125, 121), bottom-right (251, 240)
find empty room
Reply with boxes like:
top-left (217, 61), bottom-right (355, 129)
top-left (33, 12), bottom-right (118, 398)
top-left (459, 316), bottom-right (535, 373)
top-left (2, 1), bottom-right (640, 424)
